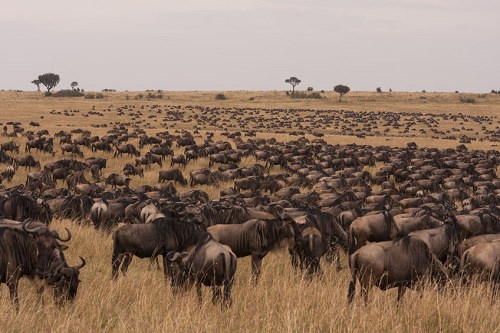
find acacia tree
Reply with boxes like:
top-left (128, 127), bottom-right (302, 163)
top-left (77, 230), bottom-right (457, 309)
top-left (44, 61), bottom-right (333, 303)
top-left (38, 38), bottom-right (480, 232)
top-left (334, 84), bottom-right (350, 102)
top-left (71, 81), bottom-right (78, 90)
top-left (285, 76), bottom-right (301, 95)
top-left (31, 79), bottom-right (41, 91)
top-left (38, 73), bottom-right (60, 92)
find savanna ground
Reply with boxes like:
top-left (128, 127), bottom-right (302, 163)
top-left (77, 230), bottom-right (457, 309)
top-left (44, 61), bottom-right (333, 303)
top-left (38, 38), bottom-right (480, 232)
top-left (0, 90), bottom-right (499, 332)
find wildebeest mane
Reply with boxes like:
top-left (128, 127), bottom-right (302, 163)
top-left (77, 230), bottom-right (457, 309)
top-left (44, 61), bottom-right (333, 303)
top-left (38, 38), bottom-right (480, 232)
top-left (383, 210), bottom-right (398, 240)
top-left (255, 219), bottom-right (288, 252)
top-left (152, 217), bottom-right (203, 253)
top-left (0, 227), bottom-right (37, 282)
top-left (398, 236), bottom-right (432, 270)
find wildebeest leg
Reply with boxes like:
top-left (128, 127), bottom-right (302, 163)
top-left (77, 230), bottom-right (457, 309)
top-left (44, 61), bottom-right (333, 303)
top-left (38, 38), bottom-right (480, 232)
top-left (111, 253), bottom-right (124, 279)
top-left (30, 276), bottom-right (46, 305)
top-left (7, 275), bottom-right (20, 311)
top-left (397, 286), bottom-right (406, 302)
top-left (251, 255), bottom-right (263, 284)
top-left (162, 255), bottom-right (172, 278)
top-left (223, 278), bottom-right (233, 307)
top-left (197, 283), bottom-right (204, 305)
top-left (148, 257), bottom-right (161, 271)
top-left (325, 245), bottom-right (342, 271)
top-left (289, 248), bottom-right (300, 271)
top-left (121, 254), bottom-right (133, 275)
top-left (212, 286), bottom-right (222, 305)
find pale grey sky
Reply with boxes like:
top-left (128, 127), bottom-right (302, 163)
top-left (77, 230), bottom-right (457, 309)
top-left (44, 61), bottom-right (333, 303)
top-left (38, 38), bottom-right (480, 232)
top-left (1, 0), bottom-right (499, 92)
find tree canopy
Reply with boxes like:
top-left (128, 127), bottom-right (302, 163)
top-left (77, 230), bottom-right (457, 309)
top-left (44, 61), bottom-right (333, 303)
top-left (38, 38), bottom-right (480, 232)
top-left (333, 84), bottom-right (350, 102)
top-left (285, 76), bottom-right (301, 95)
top-left (38, 73), bottom-right (60, 92)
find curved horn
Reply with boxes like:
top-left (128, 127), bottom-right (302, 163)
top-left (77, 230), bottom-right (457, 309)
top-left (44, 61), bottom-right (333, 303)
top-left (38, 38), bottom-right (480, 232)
top-left (22, 219), bottom-right (47, 234)
top-left (74, 256), bottom-right (86, 270)
top-left (52, 227), bottom-right (72, 242)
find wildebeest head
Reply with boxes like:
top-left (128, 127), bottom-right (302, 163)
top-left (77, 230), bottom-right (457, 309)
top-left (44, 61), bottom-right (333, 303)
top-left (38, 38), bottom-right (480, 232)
top-left (50, 256), bottom-right (86, 304)
top-left (165, 251), bottom-right (192, 293)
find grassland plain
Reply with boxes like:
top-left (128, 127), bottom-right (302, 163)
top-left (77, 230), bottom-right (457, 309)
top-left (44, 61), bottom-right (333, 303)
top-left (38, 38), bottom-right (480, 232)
top-left (0, 91), bottom-right (499, 332)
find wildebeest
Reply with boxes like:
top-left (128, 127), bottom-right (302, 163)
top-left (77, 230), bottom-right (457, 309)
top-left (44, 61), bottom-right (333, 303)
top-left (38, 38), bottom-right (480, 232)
top-left (408, 224), bottom-right (459, 267)
top-left (166, 233), bottom-right (237, 306)
top-left (91, 141), bottom-right (113, 153)
top-left (1, 141), bottom-right (19, 153)
top-left (123, 163), bottom-right (144, 178)
top-left (190, 168), bottom-right (218, 186)
top-left (0, 219), bottom-right (85, 309)
top-left (111, 217), bottom-right (204, 279)
top-left (207, 218), bottom-right (300, 283)
top-left (455, 213), bottom-right (500, 239)
top-left (289, 225), bottom-right (328, 278)
top-left (458, 233), bottom-right (500, 258)
top-left (114, 143), bottom-right (140, 157)
top-left (105, 173), bottom-right (131, 189)
top-left (158, 168), bottom-right (187, 185)
top-left (60, 143), bottom-right (84, 158)
top-left (1, 165), bottom-right (15, 182)
top-left (171, 154), bottom-right (187, 168)
top-left (13, 155), bottom-right (40, 170)
top-left (0, 190), bottom-right (52, 224)
top-left (348, 236), bottom-right (447, 304)
top-left (460, 239), bottom-right (500, 298)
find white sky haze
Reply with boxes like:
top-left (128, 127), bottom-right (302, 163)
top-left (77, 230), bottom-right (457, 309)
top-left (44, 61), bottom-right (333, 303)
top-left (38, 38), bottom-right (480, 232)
top-left (1, 0), bottom-right (499, 92)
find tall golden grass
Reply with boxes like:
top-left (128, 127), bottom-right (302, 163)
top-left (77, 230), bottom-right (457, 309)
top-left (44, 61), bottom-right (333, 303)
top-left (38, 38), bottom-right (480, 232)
top-left (0, 91), bottom-right (499, 332)
top-left (1, 219), bottom-right (499, 332)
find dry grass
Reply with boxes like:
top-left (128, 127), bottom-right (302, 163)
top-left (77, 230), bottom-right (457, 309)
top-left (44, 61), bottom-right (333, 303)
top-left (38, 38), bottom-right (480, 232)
top-left (0, 91), bottom-right (500, 332)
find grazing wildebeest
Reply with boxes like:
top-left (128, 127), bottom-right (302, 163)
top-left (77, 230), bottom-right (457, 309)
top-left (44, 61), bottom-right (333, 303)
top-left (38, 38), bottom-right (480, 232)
top-left (91, 141), bottom-right (113, 153)
top-left (171, 154), bottom-right (187, 168)
top-left (60, 143), bottom-right (84, 158)
top-left (123, 163), bottom-right (144, 178)
top-left (66, 170), bottom-right (89, 191)
top-left (1, 141), bottom-right (19, 153)
top-left (146, 152), bottom-right (163, 168)
top-left (166, 233), bottom-right (237, 306)
top-left (190, 168), bottom-right (218, 186)
top-left (105, 173), bottom-right (131, 189)
top-left (158, 168), bottom-right (187, 185)
top-left (348, 236), bottom-right (447, 304)
top-left (460, 240), bottom-right (500, 299)
top-left (114, 143), bottom-right (140, 157)
top-left (111, 217), bottom-right (204, 279)
top-left (207, 218), bottom-right (300, 283)
top-left (13, 155), bottom-right (40, 170)
top-left (0, 219), bottom-right (85, 309)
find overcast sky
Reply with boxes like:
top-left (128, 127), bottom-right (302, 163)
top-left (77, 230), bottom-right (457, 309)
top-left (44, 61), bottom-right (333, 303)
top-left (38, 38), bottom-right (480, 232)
top-left (1, 0), bottom-right (499, 92)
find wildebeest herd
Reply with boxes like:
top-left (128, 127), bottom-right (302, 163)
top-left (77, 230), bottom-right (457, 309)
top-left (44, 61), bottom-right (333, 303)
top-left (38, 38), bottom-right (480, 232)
top-left (0, 117), bottom-right (499, 309)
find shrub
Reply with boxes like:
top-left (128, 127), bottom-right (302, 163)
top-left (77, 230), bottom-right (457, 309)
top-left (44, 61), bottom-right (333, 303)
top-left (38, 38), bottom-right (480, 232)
top-left (102, 88), bottom-right (116, 92)
top-left (215, 93), bottom-right (226, 100)
top-left (307, 87), bottom-right (314, 91)
top-left (376, 87), bottom-right (382, 93)
top-left (85, 93), bottom-right (104, 99)
top-left (290, 92), bottom-right (322, 99)
top-left (52, 89), bottom-right (84, 97)
top-left (459, 95), bottom-right (476, 104)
